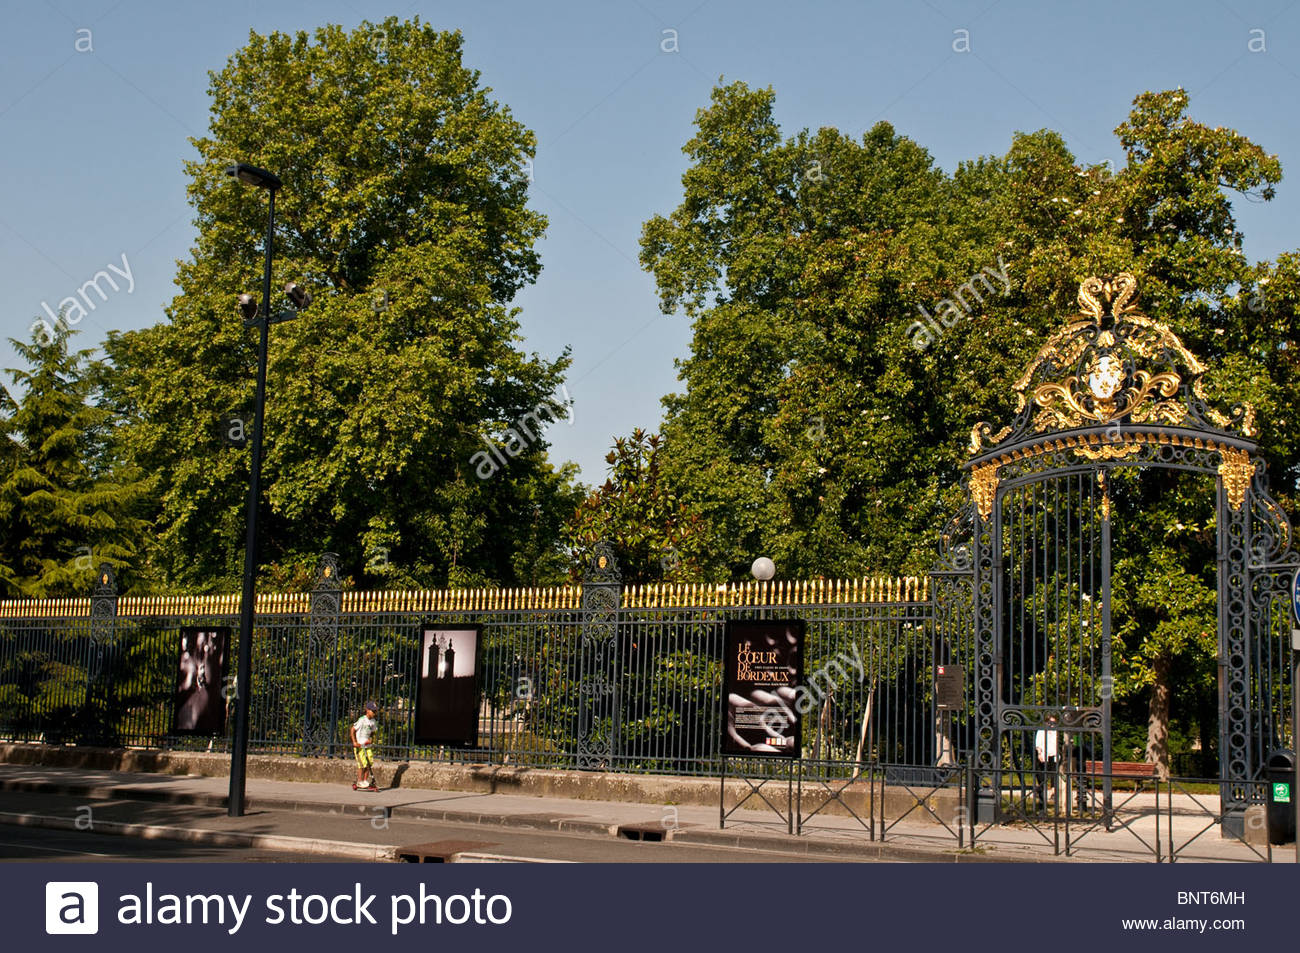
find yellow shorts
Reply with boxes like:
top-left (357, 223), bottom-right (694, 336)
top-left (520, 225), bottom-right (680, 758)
top-left (354, 746), bottom-right (374, 768)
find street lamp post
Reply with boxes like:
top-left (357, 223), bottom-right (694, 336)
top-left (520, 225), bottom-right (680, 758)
top-left (226, 162), bottom-right (282, 818)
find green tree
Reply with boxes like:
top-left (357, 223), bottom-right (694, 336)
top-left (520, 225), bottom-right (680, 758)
top-left (565, 429), bottom-right (706, 584)
top-left (104, 18), bottom-right (575, 591)
top-left (0, 325), bottom-right (147, 597)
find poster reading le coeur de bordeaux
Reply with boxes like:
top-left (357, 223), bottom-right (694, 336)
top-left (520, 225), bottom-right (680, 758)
top-left (723, 619), bottom-right (804, 757)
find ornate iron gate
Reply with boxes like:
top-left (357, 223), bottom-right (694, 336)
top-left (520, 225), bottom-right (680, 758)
top-left (936, 275), bottom-right (1297, 823)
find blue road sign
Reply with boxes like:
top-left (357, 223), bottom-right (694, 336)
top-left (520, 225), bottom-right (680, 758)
top-left (1293, 567), bottom-right (1300, 626)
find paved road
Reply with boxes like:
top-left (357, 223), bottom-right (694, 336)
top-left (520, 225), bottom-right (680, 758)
top-left (0, 790), bottom-right (847, 863)
top-left (0, 824), bottom-right (350, 862)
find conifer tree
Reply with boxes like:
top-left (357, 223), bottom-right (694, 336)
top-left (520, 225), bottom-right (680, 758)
top-left (0, 324), bottom-right (147, 597)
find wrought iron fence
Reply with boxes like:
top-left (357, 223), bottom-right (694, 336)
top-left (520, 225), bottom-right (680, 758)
top-left (0, 553), bottom-right (937, 777)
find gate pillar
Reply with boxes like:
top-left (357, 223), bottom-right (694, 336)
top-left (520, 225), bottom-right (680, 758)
top-left (305, 553), bottom-right (342, 756)
top-left (578, 542), bottom-right (621, 769)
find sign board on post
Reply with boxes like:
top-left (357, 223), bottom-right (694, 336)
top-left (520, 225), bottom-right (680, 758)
top-left (722, 619), bottom-right (804, 757)
top-left (173, 627), bottom-right (230, 735)
top-left (935, 664), bottom-right (965, 711)
top-left (414, 625), bottom-right (481, 746)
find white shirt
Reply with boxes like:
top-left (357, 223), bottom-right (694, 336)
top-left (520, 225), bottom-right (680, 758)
top-left (1034, 727), bottom-right (1059, 762)
top-left (353, 714), bottom-right (377, 744)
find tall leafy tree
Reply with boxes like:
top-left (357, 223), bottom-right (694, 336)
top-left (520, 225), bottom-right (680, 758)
top-left (0, 325), bottom-right (147, 596)
top-left (105, 18), bottom-right (575, 591)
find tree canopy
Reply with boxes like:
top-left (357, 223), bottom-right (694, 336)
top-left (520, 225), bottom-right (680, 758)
top-left (103, 18), bottom-right (578, 591)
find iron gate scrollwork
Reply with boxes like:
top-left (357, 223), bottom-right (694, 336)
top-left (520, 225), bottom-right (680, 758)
top-left (937, 274), bottom-right (1297, 821)
top-left (84, 563), bottom-right (119, 745)
top-left (304, 553), bottom-right (342, 756)
top-left (578, 541), bottom-right (621, 768)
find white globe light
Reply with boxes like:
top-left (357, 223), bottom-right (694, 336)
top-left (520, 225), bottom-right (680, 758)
top-left (751, 557), bottom-right (775, 581)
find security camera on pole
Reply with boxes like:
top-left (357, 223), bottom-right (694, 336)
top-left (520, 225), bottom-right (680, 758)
top-left (223, 162), bottom-right (312, 817)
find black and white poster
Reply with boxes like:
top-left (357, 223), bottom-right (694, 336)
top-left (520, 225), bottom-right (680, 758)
top-left (415, 626), bottom-right (481, 746)
top-left (723, 619), bottom-right (803, 757)
top-left (172, 627), bottom-right (229, 735)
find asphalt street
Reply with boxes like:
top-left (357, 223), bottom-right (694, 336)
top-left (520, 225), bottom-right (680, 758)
top-left (0, 824), bottom-right (351, 862)
top-left (0, 789), bottom-right (846, 863)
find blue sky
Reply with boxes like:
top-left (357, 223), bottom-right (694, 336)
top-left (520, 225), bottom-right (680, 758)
top-left (2, 0), bottom-right (1299, 482)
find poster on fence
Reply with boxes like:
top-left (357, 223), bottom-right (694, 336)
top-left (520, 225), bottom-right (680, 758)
top-left (172, 627), bottom-right (229, 735)
top-left (415, 625), bottom-right (481, 746)
top-left (723, 619), bottom-right (804, 757)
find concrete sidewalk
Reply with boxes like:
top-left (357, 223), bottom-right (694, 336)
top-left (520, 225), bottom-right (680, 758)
top-left (0, 762), bottom-right (1290, 863)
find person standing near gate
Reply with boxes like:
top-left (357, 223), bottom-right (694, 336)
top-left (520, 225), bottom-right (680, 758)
top-left (1034, 714), bottom-right (1060, 808)
top-left (350, 700), bottom-right (380, 791)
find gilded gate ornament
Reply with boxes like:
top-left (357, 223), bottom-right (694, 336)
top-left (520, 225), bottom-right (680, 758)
top-left (968, 274), bottom-right (1257, 460)
top-left (970, 463), bottom-right (998, 521)
top-left (1218, 447), bottom-right (1253, 511)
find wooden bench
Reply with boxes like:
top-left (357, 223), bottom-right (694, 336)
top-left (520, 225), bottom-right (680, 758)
top-left (1084, 760), bottom-right (1158, 791)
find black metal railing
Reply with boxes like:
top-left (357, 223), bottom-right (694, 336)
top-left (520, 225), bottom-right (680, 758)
top-left (0, 559), bottom-right (939, 777)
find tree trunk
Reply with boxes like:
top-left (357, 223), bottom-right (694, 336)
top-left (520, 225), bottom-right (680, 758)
top-left (1146, 654), bottom-right (1172, 781)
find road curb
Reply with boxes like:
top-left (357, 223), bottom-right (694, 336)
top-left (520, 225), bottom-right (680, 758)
top-left (0, 776), bottom-right (623, 836)
top-left (666, 827), bottom-right (1033, 862)
top-left (0, 774), bottom-right (1054, 863)
top-left (0, 809), bottom-right (395, 861)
